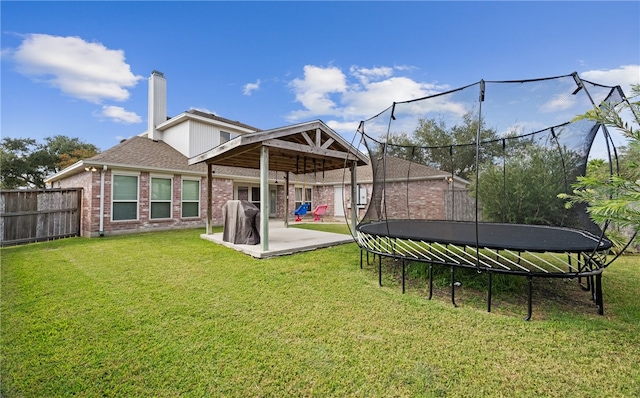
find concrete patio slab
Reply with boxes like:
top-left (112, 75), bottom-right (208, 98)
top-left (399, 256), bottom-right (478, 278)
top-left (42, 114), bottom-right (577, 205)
top-left (200, 221), bottom-right (355, 258)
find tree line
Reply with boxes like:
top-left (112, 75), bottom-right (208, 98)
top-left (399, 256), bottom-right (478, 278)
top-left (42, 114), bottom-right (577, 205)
top-left (0, 135), bottom-right (99, 189)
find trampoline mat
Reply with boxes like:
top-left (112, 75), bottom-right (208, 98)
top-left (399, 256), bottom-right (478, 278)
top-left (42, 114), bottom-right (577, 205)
top-left (357, 220), bottom-right (612, 253)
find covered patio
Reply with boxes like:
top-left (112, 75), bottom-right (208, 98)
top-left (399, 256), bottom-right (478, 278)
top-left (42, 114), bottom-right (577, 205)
top-left (188, 120), bottom-right (368, 257)
top-left (199, 220), bottom-right (355, 258)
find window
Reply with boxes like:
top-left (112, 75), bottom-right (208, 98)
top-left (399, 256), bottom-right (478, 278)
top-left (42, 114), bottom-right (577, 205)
top-left (357, 185), bottom-right (368, 206)
top-left (237, 186), bottom-right (249, 201)
top-left (150, 177), bottom-right (172, 219)
top-left (182, 179), bottom-right (200, 218)
top-left (236, 185), bottom-right (262, 208)
top-left (112, 174), bottom-right (138, 221)
top-left (220, 131), bottom-right (231, 144)
top-left (294, 187), bottom-right (312, 211)
top-left (251, 186), bottom-right (260, 208)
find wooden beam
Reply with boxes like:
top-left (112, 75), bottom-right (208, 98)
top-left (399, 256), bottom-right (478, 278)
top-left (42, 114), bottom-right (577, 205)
top-left (208, 143), bottom-right (262, 165)
top-left (320, 138), bottom-right (335, 149)
top-left (301, 131), bottom-right (315, 147)
top-left (239, 121), bottom-right (325, 145)
top-left (315, 128), bottom-right (321, 147)
top-left (260, 146), bottom-right (269, 251)
top-left (262, 139), bottom-right (362, 162)
top-left (284, 172), bottom-right (289, 228)
top-left (351, 161), bottom-right (358, 234)
top-left (189, 137), bottom-right (244, 165)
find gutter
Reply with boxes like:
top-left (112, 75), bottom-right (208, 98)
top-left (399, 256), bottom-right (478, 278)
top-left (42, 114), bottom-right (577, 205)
top-left (46, 161), bottom-right (207, 183)
top-left (99, 165), bottom-right (106, 237)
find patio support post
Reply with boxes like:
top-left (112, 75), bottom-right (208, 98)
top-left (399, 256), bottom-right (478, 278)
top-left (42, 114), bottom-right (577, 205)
top-left (284, 171), bottom-right (290, 228)
top-left (260, 146), bottom-right (269, 251)
top-left (207, 162), bottom-right (213, 235)
top-left (350, 160), bottom-right (358, 234)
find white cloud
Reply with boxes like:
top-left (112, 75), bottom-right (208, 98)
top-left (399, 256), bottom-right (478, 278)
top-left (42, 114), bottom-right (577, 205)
top-left (539, 93), bottom-right (577, 113)
top-left (286, 64), bottom-right (452, 132)
top-left (289, 65), bottom-right (348, 118)
top-left (325, 119), bottom-right (361, 136)
top-left (581, 65), bottom-right (640, 157)
top-left (581, 65), bottom-right (640, 94)
top-left (11, 33), bottom-right (142, 103)
top-left (349, 65), bottom-right (394, 85)
top-left (95, 105), bottom-right (141, 124)
top-left (243, 79), bottom-right (261, 96)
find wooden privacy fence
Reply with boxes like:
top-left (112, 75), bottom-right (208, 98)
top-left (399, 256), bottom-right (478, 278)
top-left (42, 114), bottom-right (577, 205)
top-left (444, 189), bottom-right (481, 221)
top-left (0, 188), bottom-right (82, 247)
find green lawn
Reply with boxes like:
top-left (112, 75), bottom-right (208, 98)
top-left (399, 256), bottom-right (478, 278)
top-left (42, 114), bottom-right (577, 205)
top-left (2, 228), bottom-right (639, 397)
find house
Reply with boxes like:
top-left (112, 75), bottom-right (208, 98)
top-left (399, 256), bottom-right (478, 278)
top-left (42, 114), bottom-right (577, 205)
top-left (46, 71), bottom-right (261, 236)
top-left (45, 71), bottom-right (466, 238)
top-left (321, 155), bottom-right (469, 222)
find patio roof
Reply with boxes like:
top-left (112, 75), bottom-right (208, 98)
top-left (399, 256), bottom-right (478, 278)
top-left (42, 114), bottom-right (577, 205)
top-left (188, 120), bottom-right (368, 172)
top-left (188, 119), bottom-right (368, 255)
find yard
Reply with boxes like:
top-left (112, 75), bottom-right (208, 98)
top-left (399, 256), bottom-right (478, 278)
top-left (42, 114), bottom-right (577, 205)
top-left (1, 227), bottom-right (639, 397)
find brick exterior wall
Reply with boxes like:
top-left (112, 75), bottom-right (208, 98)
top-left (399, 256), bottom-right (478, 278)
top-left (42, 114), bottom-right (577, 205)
top-left (314, 185), bottom-right (334, 214)
top-left (341, 183), bottom-right (373, 220)
top-left (54, 169), bottom-right (450, 237)
top-left (276, 185), bottom-right (286, 217)
top-left (210, 178), bottom-right (234, 225)
top-left (54, 169), bottom-right (96, 236)
top-left (378, 180), bottom-right (448, 220)
top-left (55, 169), bottom-right (216, 237)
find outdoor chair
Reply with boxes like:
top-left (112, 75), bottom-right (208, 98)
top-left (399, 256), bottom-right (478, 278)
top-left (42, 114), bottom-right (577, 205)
top-left (312, 204), bottom-right (328, 221)
top-left (294, 203), bottom-right (310, 222)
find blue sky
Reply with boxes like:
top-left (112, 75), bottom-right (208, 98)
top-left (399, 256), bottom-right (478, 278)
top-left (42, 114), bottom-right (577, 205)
top-left (2, 1), bottom-right (639, 153)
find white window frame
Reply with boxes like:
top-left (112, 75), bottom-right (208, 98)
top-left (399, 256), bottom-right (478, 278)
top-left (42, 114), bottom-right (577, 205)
top-left (294, 186), bottom-right (312, 212)
top-left (111, 171), bottom-right (140, 221)
top-left (181, 178), bottom-right (201, 218)
top-left (150, 175), bottom-right (173, 220)
top-left (357, 185), bottom-right (368, 207)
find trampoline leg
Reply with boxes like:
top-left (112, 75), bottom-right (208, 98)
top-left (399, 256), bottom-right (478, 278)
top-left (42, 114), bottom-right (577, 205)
top-left (579, 255), bottom-right (590, 291)
top-left (360, 249), bottom-right (363, 269)
top-left (428, 264), bottom-right (433, 300)
top-left (524, 276), bottom-right (533, 321)
top-left (402, 259), bottom-right (405, 294)
top-left (378, 255), bottom-right (382, 287)
top-left (596, 273), bottom-right (604, 315)
top-left (451, 266), bottom-right (458, 308)
top-left (487, 272), bottom-right (493, 313)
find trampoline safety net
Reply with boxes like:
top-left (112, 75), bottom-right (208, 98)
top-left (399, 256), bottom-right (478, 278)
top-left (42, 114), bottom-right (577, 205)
top-left (354, 73), bottom-right (625, 237)
top-left (348, 72), bottom-right (629, 318)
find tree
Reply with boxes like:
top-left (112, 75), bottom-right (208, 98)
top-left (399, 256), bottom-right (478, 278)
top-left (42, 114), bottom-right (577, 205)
top-left (42, 135), bottom-right (100, 171)
top-left (384, 111), bottom-right (500, 179)
top-left (0, 135), bottom-right (99, 189)
top-left (0, 138), bottom-right (46, 189)
top-left (559, 84), bottom-right (640, 243)
top-left (472, 144), bottom-right (581, 226)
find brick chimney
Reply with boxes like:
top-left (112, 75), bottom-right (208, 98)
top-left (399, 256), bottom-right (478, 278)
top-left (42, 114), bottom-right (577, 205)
top-left (147, 70), bottom-right (166, 141)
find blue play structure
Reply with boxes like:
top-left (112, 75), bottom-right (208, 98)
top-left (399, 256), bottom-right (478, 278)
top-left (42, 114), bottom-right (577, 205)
top-left (294, 203), bottom-right (310, 221)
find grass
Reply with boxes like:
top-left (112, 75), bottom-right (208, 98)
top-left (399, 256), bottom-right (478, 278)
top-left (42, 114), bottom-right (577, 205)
top-left (290, 221), bottom-right (352, 235)
top-left (1, 227), bottom-right (639, 397)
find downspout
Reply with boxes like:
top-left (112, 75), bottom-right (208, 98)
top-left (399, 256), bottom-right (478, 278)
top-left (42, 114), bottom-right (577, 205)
top-left (99, 165), bottom-right (106, 237)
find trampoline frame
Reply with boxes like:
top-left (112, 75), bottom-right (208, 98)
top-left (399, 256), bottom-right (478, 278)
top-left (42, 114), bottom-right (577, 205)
top-left (357, 221), bottom-right (611, 320)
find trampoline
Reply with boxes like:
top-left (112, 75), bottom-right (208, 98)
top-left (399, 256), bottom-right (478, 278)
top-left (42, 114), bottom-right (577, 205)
top-left (345, 72), bottom-right (634, 319)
